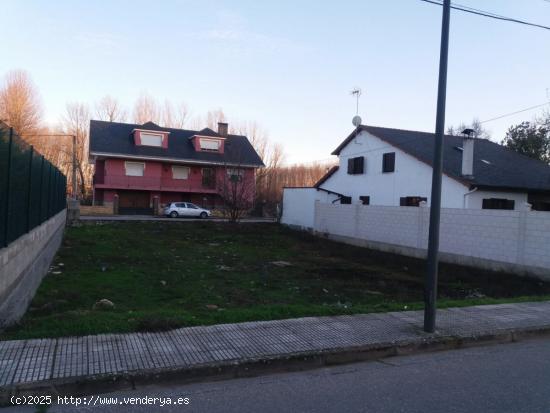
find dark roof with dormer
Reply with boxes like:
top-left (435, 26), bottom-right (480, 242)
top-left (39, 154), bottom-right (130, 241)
top-left (89, 120), bottom-right (264, 167)
top-left (331, 125), bottom-right (550, 192)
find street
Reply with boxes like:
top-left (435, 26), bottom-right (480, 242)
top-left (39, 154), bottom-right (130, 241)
top-left (4, 337), bottom-right (550, 413)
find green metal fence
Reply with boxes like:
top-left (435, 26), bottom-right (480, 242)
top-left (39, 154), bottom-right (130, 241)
top-left (0, 122), bottom-right (67, 248)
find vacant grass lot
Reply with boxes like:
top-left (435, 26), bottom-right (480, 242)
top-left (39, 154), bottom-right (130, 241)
top-left (3, 222), bottom-right (550, 340)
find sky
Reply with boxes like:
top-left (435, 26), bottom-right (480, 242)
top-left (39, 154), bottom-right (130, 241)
top-left (1, 0), bottom-right (549, 164)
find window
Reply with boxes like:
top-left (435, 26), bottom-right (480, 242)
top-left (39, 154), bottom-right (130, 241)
top-left (227, 168), bottom-right (244, 182)
top-left (359, 196), bottom-right (370, 205)
top-left (400, 196), bottom-right (427, 207)
top-left (140, 132), bottom-right (163, 147)
top-left (125, 162), bottom-right (144, 177)
top-left (202, 168), bottom-right (215, 188)
top-left (482, 198), bottom-right (515, 210)
top-left (186, 203), bottom-right (199, 209)
top-left (340, 196), bottom-right (352, 204)
top-left (382, 152), bottom-right (395, 173)
top-left (347, 156), bottom-right (364, 175)
top-left (172, 166), bottom-right (190, 180)
top-left (200, 138), bottom-right (220, 152)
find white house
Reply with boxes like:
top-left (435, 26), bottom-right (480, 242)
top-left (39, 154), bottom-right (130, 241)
top-left (282, 125), bottom-right (550, 229)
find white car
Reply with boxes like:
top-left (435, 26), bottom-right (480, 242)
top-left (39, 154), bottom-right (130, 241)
top-left (164, 202), bottom-right (211, 219)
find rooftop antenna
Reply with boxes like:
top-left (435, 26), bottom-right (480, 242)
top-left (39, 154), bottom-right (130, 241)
top-left (351, 88), bottom-right (362, 127)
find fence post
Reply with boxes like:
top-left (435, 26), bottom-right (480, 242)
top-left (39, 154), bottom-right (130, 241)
top-left (113, 194), bottom-right (119, 215)
top-left (3, 128), bottom-right (13, 247)
top-left (46, 162), bottom-right (52, 221)
top-left (26, 146), bottom-right (34, 232)
top-left (38, 156), bottom-right (45, 223)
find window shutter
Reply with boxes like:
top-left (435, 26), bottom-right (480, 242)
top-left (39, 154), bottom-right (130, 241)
top-left (383, 152), bottom-right (395, 172)
top-left (356, 156), bottom-right (364, 174)
top-left (400, 197), bottom-right (406, 206)
top-left (347, 158), bottom-right (354, 174)
top-left (482, 198), bottom-right (515, 210)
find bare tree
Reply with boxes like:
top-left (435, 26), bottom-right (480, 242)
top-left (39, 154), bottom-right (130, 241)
top-left (0, 70), bottom-right (43, 136)
top-left (205, 108), bottom-right (226, 129)
top-left (60, 102), bottom-right (92, 198)
top-left (162, 100), bottom-right (189, 128)
top-left (447, 117), bottom-right (490, 139)
top-left (219, 165), bottom-right (256, 222)
top-left (95, 95), bottom-right (126, 122)
top-left (133, 92), bottom-right (161, 124)
top-left (233, 120), bottom-right (268, 160)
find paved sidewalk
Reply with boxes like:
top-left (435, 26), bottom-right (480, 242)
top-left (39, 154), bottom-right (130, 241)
top-left (79, 215), bottom-right (276, 223)
top-left (1, 301), bottom-right (550, 401)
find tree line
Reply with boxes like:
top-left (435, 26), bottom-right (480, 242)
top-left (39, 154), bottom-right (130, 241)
top-left (2, 68), bottom-right (547, 208)
top-left (0, 69), bottom-right (330, 206)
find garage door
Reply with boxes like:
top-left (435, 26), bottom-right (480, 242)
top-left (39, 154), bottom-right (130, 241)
top-left (118, 191), bottom-right (153, 215)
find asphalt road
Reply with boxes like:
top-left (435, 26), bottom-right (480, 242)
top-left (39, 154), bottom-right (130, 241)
top-left (5, 338), bottom-right (550, 413)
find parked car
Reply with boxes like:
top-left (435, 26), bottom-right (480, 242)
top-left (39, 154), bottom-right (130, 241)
top-left (164, 202), bottom-right (211, 219)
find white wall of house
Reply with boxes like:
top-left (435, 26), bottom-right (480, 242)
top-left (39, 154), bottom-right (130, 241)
top-left (466, 190), bottom-right (529, 209)
top-left (281, 188), bottom-right (339, 230)
top-left (320, 130), bottom-right (529, 209)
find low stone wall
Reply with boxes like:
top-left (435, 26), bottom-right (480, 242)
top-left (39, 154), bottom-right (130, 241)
top-left (0, 210), bottom-right (66, 327)
top-left (80, 205), bottom-right (114, 215)
top-left (308, 203), bottom-right (550, 280)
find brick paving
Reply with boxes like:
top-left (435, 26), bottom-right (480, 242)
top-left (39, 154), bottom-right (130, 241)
top-left (1, 301), bottom-right (549, 389)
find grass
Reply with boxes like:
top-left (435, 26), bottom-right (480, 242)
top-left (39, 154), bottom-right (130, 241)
top-left (3, 221), bottom-right (550, 340)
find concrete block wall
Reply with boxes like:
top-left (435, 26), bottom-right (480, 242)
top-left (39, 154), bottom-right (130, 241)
top-left (281, 188), bottom-right (339, 230)
top-left (524, 212), bottom-right (550, 269)
top-left (312, 203), bottom-right (550, 278)
top-left (0, 210), bottom-right (66, 327)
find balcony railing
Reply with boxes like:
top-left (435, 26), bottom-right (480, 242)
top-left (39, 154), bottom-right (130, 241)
top-left (93, 174), bottom-right (218, 192)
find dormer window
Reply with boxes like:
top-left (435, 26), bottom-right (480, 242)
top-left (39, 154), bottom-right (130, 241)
top-left (200, 138), bottom-right (221, 152)
top-left (133, 127), bottom-right (169, 148)
top-left (140, 132), bottom-right (163, 147)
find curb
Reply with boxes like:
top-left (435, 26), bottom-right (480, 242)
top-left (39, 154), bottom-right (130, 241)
top-left (2, 325), bottom-right (550, 406)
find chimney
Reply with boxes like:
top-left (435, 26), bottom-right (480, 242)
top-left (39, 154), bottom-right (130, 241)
top-left (218, 122), bottom-right (228, 137)
top-left (461, 128), bottom-right (475, 178)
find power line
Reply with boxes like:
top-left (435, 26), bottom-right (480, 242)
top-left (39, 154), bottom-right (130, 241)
top-left (316, 101), bottom-right (549, 158)
top-left (419, 0), bottom-right (550, 31)
top-left (480, 102), bottom-right (550, 124)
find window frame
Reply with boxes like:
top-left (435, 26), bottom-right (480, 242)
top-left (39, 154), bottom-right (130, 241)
top-left (171, 165), bottom-right (190, 180)
top-left (482, 198), bottom-right (515, 210)
top-left (201, 167), bottom-right (216, 188)
top-left (124, 161), bottom-right (145, 177)
top-left (227, 167), bottom-right (244, 182)
top-left (359, 196), bottom-right (370, 205)
top-left (140, 132), bottom-right (164, 147)
top-left (399, 196), bottom-right (427, 207)
top-left (347, 156), bottom-right (365, 175)
top-left (199, 138), bottom-right (221, 152)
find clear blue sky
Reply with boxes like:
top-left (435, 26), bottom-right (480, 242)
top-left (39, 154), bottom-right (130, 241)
top-left (2, 0), bottom-right (549, 163)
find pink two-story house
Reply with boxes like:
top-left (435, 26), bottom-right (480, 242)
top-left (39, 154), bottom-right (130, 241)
top-left (89, 120), bottom-right (264, 214)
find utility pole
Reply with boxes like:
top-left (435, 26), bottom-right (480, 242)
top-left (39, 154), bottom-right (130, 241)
top-left (424, 0), bottom-right (451, 333)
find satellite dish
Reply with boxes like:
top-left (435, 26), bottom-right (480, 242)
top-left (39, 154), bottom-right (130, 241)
top-left (352, 115), bottom-right (362, 127)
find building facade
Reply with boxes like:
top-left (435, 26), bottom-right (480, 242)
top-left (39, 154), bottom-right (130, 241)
top-left (89, 120), bottom-right (264, 214)
top-left (282, 125), bottom-right (550, 229)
